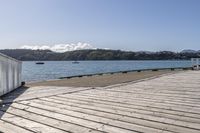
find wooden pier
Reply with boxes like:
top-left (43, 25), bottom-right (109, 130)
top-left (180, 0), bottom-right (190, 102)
top-left (1, 70), bottom-right (200, 133)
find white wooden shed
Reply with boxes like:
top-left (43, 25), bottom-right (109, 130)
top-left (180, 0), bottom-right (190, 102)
top-left (0, 53), bottom-right (22, 96)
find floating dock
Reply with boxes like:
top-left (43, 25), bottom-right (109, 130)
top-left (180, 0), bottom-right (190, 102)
top-left (0, 70), bottom-right (200, 133)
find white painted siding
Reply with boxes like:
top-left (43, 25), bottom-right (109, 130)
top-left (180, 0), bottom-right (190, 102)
top-left (0, 53), bottom-right (22, 96)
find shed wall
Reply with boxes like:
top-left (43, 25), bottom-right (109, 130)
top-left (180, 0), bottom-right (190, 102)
top-left (0, 53), bottom-right (22, 96)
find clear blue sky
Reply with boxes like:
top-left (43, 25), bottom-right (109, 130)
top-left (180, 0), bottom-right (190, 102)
top-left (0, 0), bottom-right (199, 51)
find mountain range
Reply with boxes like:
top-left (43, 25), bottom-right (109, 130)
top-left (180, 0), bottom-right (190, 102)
top-left (180, 49), bottom-right (200, 53)
top-left (0, 49), bottom-right (200, 61)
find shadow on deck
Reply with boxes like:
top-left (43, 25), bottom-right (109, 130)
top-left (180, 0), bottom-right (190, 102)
top-left (0, 86), bottom-right (29, 119)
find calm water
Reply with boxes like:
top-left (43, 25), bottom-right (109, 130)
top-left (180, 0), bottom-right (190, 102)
top-left (22, 60), bottom-right (191, 82)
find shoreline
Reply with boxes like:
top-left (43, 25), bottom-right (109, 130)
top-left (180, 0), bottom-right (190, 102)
top-left (26, 66), bottom-right (192, 84)
top-left (27, 69), bottom-right (186, 88)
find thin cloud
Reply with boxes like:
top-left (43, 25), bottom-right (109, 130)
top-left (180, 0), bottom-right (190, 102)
top-left (20, 42), bottom-right (95, 52)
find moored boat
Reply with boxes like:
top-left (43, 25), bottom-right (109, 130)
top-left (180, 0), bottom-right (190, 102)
top-left (36, 62), bottom-right (45, 65)
top-left (72, 61), bottom-right (80, 64)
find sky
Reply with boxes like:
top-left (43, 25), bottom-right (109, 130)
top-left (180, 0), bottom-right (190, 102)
top-left (0, 0), bottom-right (200, 52)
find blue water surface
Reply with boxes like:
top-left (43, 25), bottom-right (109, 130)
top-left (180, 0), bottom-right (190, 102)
top-left (22, 60), bottom-right (191, 82)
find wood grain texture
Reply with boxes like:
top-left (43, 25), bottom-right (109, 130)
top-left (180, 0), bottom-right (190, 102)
top-left (1, 70), bottom-right (200, 133)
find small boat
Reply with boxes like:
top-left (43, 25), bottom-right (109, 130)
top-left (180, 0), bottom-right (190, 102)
top-left (72, 61), bottom-right (80, 64)
top-left (36, 62), bottom-right (45, 65)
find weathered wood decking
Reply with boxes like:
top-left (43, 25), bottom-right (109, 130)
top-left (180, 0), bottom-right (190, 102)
top-left (0, 70), bottom-right (200, 133)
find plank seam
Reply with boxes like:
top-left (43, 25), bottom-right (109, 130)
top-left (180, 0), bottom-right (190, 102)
top-left (9, 104), bottom-right (139, 133)
top-left (35, 98), bottom-right (200, 131)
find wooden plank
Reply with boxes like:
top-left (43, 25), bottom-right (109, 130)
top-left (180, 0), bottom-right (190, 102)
top-left (106, 86), bottom-right (200, 96)
top-left (29, 97), bottom-right (200, 124)
top-left (70, 93), bottom-right (200, 110)
top-left (150, 79), bottom-right (200, 84)
top-left (5, 86), bottom-right (81, 96)
top-left (10, 103), bottom-right (166, 133)
top-left (91, 84), bottom-right (200, 95)
top-left (57, 94), bottom-right (200, 120)
top-left (130, 83), bottom-right (200, 89)
top-left (19, 99), bottom-right (200, 133)
top-left (67, 92), bottom-right (200, 108)
top-left (3, 87), bottom-right (73, 98)
top-left (72, 92), bottom-right (200, 108)
top-left (2, 87), bottom-right (92, 103)
top-left (113, 85), bottom-right (200, 94)
top-left (78, 89), bottom-right (200, 104)
top-left (1, 70), bottom-right (200, 133)
top-left (123, 85), bottom-right (200, 93)
top-left (21, 98), bottom-right (200, 133)
top-left (3, 103), bottom-right (136, 133)
top-left (129, 79), bottom-right (200, 88)
top-left (84, 89), bottom-right (200, 100)
top-left (44, 96), bottom-right (200, 129)
top-left (49, 96), bottom-right (199, 120)
top-left (105, 88), bottom-right (200, 98)
top-left (70, 90), bottom-right (200, 109)
top-left (0, 120), bottom-right (34, 133)
top-left (0, 111), bottom-right (67, 133)
top-left (1, 105), bottom-right (102, 133)
top-left (53, 95), bottom-right (200, 116)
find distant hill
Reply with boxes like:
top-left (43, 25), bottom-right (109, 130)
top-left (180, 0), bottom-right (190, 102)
top-left (0, 49), bottom-right (200, 61)
top-left (181, 49), bottom-right (199, 53)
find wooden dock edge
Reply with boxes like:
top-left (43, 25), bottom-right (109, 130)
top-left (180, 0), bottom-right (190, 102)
top-left (59, 67), bottom-right (192, 80)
